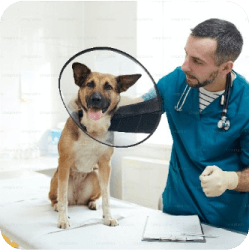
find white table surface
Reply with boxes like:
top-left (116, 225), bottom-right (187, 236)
top-left (0, 171), bottom-right (248, 249)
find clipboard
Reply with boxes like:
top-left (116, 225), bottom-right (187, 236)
top-left (142, 212), bottom-right (206, 242)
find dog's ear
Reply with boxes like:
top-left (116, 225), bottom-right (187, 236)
top-left (116, 74), bottom-right (142, 93)
top-left (72, 62), bottom-right (91, 87)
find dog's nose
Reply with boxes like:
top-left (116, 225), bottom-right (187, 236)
top-left (91, 93), bottom-right (102, 106)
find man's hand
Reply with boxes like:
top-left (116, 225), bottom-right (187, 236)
top-left (199, 165), bottom-right (239, 197)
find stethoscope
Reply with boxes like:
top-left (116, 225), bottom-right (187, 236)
top-left (175, 72), bottom-right (232, 131)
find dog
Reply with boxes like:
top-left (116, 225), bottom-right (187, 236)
top-left (49, 62), bottom-right (141, 229)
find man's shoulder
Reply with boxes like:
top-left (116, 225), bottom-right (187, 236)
top-left (233, 72), bottom-right (249, 117)
top-left (234, 71), bottom-right (249, 85)
top-left (234, 71), bottom-right (249, 97)
top-left (157, 67), bottom-right (186, 92)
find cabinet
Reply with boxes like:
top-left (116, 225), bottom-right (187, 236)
top-left (121, 156), bottom-right (169, 209)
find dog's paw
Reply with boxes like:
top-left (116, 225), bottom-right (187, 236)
top-left (104, 217), bottom-right (119, 227)
top-left (88, 201), bottom-right (97, 210)
top-left (57, 218), bottom-right (70, 229)
top-left (53, 203), bottom-right (58, 212)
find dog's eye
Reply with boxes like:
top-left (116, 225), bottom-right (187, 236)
top-left (86, 81), bottom-right (95, 88)
top-left (104, 82), bottom-right (113, 91)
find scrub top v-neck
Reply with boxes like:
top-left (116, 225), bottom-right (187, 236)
top-left (155, 67), bottom-right (249, 233)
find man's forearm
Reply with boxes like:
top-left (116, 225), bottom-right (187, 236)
top-left (234, 167), bottom-right (249, 192)
top-left (118, 96), bottom-right (144, 107)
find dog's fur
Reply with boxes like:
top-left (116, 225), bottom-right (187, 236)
top-left (48, 62), bottom-right (141, 229)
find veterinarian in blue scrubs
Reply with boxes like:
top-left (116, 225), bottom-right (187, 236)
top-left (143, 19), bottom-right (249, 233)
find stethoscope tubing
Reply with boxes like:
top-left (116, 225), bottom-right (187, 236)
top-left (221, 72), bottom-right (232, 118)
top-left (175, 71), bottom-right (232, 131)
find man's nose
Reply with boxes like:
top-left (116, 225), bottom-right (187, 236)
top-left (181, 56), bottom-right (190, 72)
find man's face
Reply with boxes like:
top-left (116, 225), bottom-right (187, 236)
top-left (181, 36), bottom-right (221, 89)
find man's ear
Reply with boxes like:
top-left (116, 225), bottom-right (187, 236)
top-left (72, 62), bottom-right (91, 87)
top-left (116, 74), bottom-right (142, 93)
top-left (220, 61), bottom-right (233, 76)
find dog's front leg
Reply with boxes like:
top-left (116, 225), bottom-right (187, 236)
top-left (57, 160), bottom-right (71, 229)
top-left (98, 149), bottom-right (118, 226)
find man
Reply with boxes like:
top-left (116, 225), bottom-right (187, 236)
top-left (142, 18), bottom-right (249, 233)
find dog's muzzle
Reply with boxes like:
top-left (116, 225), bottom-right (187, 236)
top-left (87, 93), bottom-right (110, 113)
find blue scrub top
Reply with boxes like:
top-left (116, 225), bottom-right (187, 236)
top-left (149, 67), bottom-right (249, 233)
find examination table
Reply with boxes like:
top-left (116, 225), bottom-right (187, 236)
top-left (0, 171), bottom-right (247, 249)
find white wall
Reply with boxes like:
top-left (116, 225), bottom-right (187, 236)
top-left (0, 2), bottom-right (86, 157)
top-left (84, 1), bottom-right (137, 55)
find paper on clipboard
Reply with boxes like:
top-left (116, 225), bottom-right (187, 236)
top-left (142, 212), bottom-right (205, 242)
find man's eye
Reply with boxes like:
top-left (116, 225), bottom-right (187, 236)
top-left (104, 82), bottom-right (113, 90)
top-left (86, 81), bottom-right (94, 88)
top-left (193, 59), bottom-right (202, 65)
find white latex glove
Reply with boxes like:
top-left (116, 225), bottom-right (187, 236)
top-left (199, 165), bottom-right (239, 197)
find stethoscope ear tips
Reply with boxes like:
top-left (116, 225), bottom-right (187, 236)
top-left (217, 116), bottom-right (230, 131)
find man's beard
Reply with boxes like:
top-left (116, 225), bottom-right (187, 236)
top-left (185, 71), bottom-right (218, 89)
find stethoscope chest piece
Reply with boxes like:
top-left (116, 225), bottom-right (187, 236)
top-left (217, 116), bottom-right (230, 131)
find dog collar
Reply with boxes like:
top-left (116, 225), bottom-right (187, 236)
top-left (78, 110), bottom-right (83, 119)
top-left (71, 110), bottom-right (87, 132)
top-left (78, 110), bottom-right (87, 132)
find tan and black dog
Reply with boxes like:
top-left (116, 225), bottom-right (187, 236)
top-left (49, 62), bottom-right (141, 229)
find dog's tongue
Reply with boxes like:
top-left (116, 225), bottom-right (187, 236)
top-left (88, 109), bottom-right (103, 121)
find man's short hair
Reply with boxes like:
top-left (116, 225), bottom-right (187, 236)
top-left (190, 18), bottom-right (243, 65)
